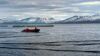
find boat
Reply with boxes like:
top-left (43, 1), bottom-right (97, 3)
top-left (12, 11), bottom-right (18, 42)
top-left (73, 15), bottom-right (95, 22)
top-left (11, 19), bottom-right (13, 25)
top-left (22, 27), bottom-right (40, 33)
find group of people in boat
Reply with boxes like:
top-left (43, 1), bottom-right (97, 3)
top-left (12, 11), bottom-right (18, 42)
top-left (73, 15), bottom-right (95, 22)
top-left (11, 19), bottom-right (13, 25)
top-left (22, 26), bottom-right (40, 32)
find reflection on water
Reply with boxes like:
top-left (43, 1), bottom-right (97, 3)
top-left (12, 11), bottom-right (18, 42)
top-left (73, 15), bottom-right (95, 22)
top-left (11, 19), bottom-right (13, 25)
top-left (0, 24), bottom-right (100, 56)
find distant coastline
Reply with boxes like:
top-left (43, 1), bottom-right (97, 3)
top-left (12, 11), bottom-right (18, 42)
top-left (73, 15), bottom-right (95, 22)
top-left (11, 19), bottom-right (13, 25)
top-left (0, 23), bottom-right (54, 27)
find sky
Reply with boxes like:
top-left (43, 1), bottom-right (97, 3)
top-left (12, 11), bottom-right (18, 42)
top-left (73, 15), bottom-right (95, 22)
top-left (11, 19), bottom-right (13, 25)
top-left (0, 0), bottom-right (100, 20)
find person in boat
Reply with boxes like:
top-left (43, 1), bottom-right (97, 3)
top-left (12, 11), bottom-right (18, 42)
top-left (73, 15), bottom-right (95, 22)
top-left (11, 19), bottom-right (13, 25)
top-left (34, 26), bottom-right (37, 30)
top-left (34, 26), bottom-right (40, 32)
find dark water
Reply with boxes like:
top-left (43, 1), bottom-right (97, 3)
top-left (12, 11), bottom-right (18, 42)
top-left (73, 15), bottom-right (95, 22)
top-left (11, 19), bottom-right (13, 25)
top-left (0, 24), bottom-right (100, 56)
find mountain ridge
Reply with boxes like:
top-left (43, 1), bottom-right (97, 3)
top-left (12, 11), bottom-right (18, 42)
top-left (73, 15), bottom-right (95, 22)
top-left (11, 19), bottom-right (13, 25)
top-left (54, 14), bottom-right (100, 24)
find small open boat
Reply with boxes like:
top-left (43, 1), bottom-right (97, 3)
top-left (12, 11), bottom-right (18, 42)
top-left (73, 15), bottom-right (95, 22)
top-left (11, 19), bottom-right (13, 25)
top-left (22, 27), bottom-right (40, 33)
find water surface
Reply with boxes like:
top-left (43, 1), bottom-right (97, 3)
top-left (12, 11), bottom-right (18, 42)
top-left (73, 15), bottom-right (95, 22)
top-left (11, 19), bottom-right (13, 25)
top-left (0, 24), bottom-right (100, 56)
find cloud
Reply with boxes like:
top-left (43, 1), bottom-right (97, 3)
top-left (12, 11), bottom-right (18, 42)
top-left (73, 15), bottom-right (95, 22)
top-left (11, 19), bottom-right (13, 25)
top-left (0, 0), bottom-right (9, 5)
top-left (74, 1), bottom-right (100, 6)
top-left (0, 0), bottom-right (99, 19)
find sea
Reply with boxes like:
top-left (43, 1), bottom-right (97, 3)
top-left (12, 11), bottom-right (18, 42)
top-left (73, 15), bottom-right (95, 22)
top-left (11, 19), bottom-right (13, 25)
top-left (0, 24), bottom-right (100, 56)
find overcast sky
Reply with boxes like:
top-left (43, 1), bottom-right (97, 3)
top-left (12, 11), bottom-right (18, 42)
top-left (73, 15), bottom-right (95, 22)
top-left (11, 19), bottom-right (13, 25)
top-left (0, 0), bottom-right (100, 20)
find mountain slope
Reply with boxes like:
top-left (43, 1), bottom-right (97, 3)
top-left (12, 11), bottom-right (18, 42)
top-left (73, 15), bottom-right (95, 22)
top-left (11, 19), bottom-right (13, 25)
top-left (55, 15), bottom-right (100, 24)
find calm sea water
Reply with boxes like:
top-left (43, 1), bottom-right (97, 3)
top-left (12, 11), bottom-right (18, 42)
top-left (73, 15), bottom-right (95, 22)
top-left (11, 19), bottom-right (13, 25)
top-left (0, 24), bottom-right (100, 56)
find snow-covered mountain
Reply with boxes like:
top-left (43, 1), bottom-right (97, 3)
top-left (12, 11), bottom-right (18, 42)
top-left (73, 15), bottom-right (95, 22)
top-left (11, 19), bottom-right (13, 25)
top-left (55, 14), bottom-right (100, 24)
top-left (0, 17), bottom-right (19, 23)
top-left (20, 17), bottom-right (57, 23)
top-left (1, 17), bottom-right (57, 24)
top-left (2, 14), bottom-right (100, 24)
